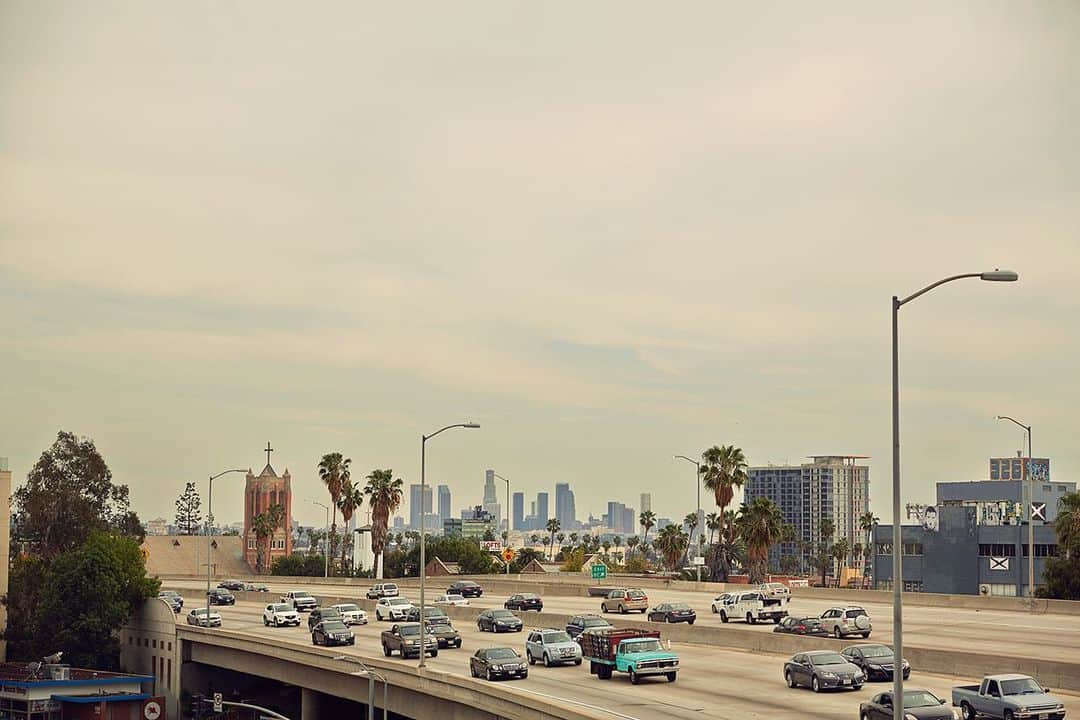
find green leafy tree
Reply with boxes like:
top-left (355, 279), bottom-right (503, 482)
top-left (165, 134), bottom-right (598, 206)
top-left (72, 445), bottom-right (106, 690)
top-left (318, 452), bottom-right (352, 573)
top-left (569, 532), bottom-right (579, 546)
top-left (174, 481), bottom-right (203, 536)
top-left (363, 469), bottom-right (404, 578)
top-left (639, 511), bottom-right (656, 550)
top-left (1036, 492), bottom-right (1080, 600)
top-left (655, 524), bottom-right (689, 571)
top-left (13, 431), bottom-right (141, 558)
top-left (2, 554), bottom-right (49, 660)
top-left (34, 532), bottom-right (160, 669)
top-left (508, 547), bottom-right (544, 573)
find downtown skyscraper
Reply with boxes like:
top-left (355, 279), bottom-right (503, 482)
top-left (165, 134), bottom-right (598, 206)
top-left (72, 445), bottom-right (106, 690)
top-left (409, 483), bottom-right (432, 530)
top-left (555, 482), bottom-right (576, 529)
top-left (437, 485), bottom-right (452, 522)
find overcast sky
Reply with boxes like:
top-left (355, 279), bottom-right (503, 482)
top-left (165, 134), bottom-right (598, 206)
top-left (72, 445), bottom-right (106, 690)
top-left (2, 2), bottom-right (1077, 530)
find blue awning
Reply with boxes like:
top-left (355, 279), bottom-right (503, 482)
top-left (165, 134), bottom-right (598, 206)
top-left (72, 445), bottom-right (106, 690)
top-left (51, 693), bottom-right (151, 704)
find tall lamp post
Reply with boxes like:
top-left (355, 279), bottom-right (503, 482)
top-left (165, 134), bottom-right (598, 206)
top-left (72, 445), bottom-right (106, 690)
top-left (420, 422), bottom-right (479, 668)
top-left (206, 468), bottom-right (246, 620)
top-left (997, 415), bottom-right (1034, 598)
top-left (333, 655), bottom-right (388, 720)
top-left (308, 499), bottom-right (330, 578)
top-left (892, 270), bottom-right (1018, 712)
top-left (674, 455), bottom-right (702, 584)
top-left (494, 473), bottom-right (510, 575)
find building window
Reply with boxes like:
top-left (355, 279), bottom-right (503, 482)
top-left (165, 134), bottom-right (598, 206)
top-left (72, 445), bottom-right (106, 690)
top-left (978, 543), bottom-right (1016, 557)
top-left (984, 583), bottom-right (1017, 597)
top-left (875, 542), bottom-right (893, 555)
top-left (902, 543), bottom-right (923, 556)
top-left (903, 580), bottom-right (923, 592)
top-left (168, 642), bottom-right (172, 652)
top-left (1022, 544), bottom-right (1059, 557)
top-left (247, 538), bottom-right (256, 550)
top-left (152, 639), bottom-right (157, 649)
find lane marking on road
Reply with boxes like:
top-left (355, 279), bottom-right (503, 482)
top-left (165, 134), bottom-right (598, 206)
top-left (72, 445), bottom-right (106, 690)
top-left (510, 687), bottom-right (644, 720)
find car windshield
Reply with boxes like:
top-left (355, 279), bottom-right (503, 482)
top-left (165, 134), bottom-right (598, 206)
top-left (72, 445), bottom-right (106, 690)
top-left (399, 625), bottom-right (421, 636)
top-left (845, 609), bottom-right (867, 618)
top-left (670, 603), bottom-right (691, 611)
top-left (271, 604), bottom-right (290, 612)
top-left (336, 604), bottom-right (359, 613)
top-left (1001, 678), bottom-right (1044, 696)
top-left (543, 632), bottom-right (572, 644)
top-left (582, 618), bottom-right (609, 628)
top-left (902, 691), bottom-right (942, 708)
top-left (160, 591), bottom-right (179, 597)
top-left (623, 640), bottom-right (661, 654)
top-left (322, 621), bottom-right (348, 632)
top-left (811, 653), bottom-right (848, 666)
top-left (492, 610), bottom-right (515, 618)
top-left (193, 608), bottom-right (213, 616)
top-left (293, 592), bottom-right (312, 598)
top-left (861, 646), bottom-right (893, 658)
top-left (447, 595), bottom-right (464, 601)
top-left (487, 648), bottom-right (517, 660)
top-left (388, 598), bottom-right (411, 606)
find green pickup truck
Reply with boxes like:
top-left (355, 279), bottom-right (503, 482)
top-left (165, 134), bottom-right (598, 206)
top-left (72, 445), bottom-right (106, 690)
top-left (579, 627), bottom-right (679, 684)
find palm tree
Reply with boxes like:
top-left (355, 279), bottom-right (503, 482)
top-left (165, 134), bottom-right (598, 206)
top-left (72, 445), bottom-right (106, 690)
top-left (639, 510), bottom-right (656, 549)
top-left (700, 445), bottom-right (748, 580)
top-left (654, 524), bottom-right (689, 571)
top-left (858, 511), bottom-right (879, 578)
top-left (253, 503), bottom-right (286, 574)
top-left (530, 533), bottom-right (540, 545)
top-left (706, 512), bottom-right (722, 545)
top-left (819, 518), bottom-right (836, 587)
top-left (541, 536), bottom-right (551, 557)
top-left (626, 535), bottom-right (640, 559)
top-left (556, 532), bottom-right (566, 551)
top-left (832, 538), bottom-right (851, 585)
top-left (546, 518), bottom-right (561, 561)
top-left (336, 480), bottom-right (364, 571)
top-left (1053, 492), bottom-right (1080, 558)
top-left (362, 468), bottom-right (403, 579)
top-left (736, 497), bottom-right (785, 584)
top-left (601, 540), bottom-right (612, 561)
top-left (683, 512), bottom-right (700, 560)
top-left (318, 452), bottom-right (352, 571)
top-left (569, 532), bottom-right (579, 546)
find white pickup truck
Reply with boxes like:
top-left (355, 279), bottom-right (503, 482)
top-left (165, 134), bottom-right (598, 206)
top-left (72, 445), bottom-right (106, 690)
top-left (711, 589), bottom-right (789, 624)
top-left (281, 589), bottom-right (318, 612)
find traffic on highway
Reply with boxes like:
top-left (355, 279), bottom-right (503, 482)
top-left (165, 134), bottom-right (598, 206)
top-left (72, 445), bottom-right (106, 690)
top-left (169, 579), bottom-right (1077, 720)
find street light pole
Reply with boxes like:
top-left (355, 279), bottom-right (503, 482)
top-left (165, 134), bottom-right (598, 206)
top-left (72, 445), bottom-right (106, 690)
top-left (674, 455), bottom-right (702, 584)
top-left (207, 469), bottom-right (246, 623)
top-left (494, 473), bottom-right (510, 576)
top-left (419, 422), bottom-right (479, 669)
top-left (333, 656), bottom-right (388, 720)
top-left (892, 270), bottom-right (1018, 714)
top-left (308, 499), bottom-right (330, 578)
top-left (997, 415), bottom-right (1034, 599)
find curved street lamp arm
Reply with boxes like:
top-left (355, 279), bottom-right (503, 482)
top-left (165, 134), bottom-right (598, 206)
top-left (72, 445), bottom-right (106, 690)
top-left (210, 468), bottom-right (247, 481)
top-left (423, 422), bottom-right (480, 441)
top-left (996, 415), bottom-right (1031, 433)
top-left (897, 273), bottom-right (983, 307)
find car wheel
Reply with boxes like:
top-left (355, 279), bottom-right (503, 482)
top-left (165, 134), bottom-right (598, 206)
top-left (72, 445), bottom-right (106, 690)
top-left (431, 649), bottom-right (438, 658)
top-left (834, 627), bottom-right (842, 639)
top-left (543, 653), bottom-right (550, 667)
top-left (666, 672), bottom-right (676, 683)
top-left (666, 616), bottom-right (673, 623)
top-left (747, 613), bottom-right (756, 624)
top-left (629, 669), bottom-right (639, 685)
top-left (861, 632), bottom-right (870, 639)
top-left (575, 659), bottom-right (582, 666)
top-left (773, 617), bottom-right (782, 624)
top-left (470, 665), bottom-right (477, 678)
top-left (812, 676), bottom-right (821, 693)
top-left (785, 671), bottom-right (796, 689)
top-left (487, 668), bottom-right (494, 681)
top-left (383, 643), bottom-right (391, 657)
top-left (852, 684), bottom-right (862, 691)
top-left (961, 702), bottom-right (976, 720)
top-left (720, 610), bottom-right (729, 623)
top-left (712, 604), bottom-right (718, 614)
top-left (527, 651), bottom-right (535, 665)
top-left (619, 605), bottom-right (626, 614)
top-left (478, 623), bottom-right (484, 632)
top-left (1004, 712), bottom-right (1015, 720)
top-left (688, 619), bottom-right (695, 625)
top-left (263, 618), bottom-right (269, 626)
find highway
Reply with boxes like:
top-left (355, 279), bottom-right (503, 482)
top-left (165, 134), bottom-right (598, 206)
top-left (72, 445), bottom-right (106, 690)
top-left (172, 590), bottom-right (1080, 720)
top-left (167, 578), bottom-right (1080, 662)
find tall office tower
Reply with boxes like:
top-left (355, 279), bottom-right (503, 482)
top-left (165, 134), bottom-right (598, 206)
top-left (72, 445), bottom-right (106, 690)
top-left (555, 483), bottom-right (577, 529)
top-left (437, 485), bottom-right (452, 522)
top-left (512, 492), bottom-right (525, 531)
top-left (483, 469), bottom-right (501, 525)
top-left (745, 455), bottom-right (870, 571)
top-left (621, 507), bottom-right (636, 535)
top-left (536, 492), bottom-right (550, 527)
top-left (640, 493), bottom-right (652, 514)
top-left (409, 483), bottom-right (432, 529)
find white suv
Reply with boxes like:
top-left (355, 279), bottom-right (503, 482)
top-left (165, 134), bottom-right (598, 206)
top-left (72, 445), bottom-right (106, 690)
top-left (331, 603), bottom-right (368, 625)
top-left (263, 603), bottom-right (301, 627)
top-left (820, 605), bottom-right (872, 639)
top-left (375, 597), bottom-right (414, 621)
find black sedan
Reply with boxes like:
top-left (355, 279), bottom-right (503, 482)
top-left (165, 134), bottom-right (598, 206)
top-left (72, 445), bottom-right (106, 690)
top-left (860, 690), bottom-right (954, 720)
top-left (565, 614), bottom-right (612, 640)
top-left (405, 606), bottom-right (449, 624)
top-left (477, 609), bottom-right (523, 633)
top-left (504, 593), bottom-right (544, 612)
top-left (311, 620), bottom-right (355, 647)
top-left (425, 619), bottom-right (462, 649)
top-left (783, 651), bottom-right (865, 692)
top-left (448, 580), bottom-right (483, 598)
top-left (647, 603), bottom-right (696, 625)
top-left (470, 647), bottom-right (528, 681)
top-left (773, 616), bottom-right (829, 637)
top-left (218, 579), bottom-right (246, 591)
top-left (842, 644), bottom-right (910, 682)
top-left (206, 589), bottom-right (235, 606)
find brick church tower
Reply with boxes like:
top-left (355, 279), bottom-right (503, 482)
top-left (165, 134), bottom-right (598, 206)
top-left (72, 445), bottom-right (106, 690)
top-left (243, 442), bottom-right (293, 571)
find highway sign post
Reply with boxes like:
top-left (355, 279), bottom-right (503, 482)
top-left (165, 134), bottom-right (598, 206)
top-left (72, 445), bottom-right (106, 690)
top-left (591, 564), bottom-right (607, 580)
top-left (502, 548), bottom-right (515, 563)
top-left (212, 693), bottom-right (223, 712)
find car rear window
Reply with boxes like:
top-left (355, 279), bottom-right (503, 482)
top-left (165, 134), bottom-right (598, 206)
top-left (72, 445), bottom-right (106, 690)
top-left (628, 590), bottom-right (646, 599)
top-left (845, 609), bottom-right (867, 618)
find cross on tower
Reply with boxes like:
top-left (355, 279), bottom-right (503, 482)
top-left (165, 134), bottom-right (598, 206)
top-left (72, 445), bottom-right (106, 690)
top-left (265, 441), bottom-right (274, 467)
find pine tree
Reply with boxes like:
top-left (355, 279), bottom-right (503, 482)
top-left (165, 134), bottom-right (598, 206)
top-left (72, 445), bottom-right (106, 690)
top-left (174, 481), bottom-right (203, 535)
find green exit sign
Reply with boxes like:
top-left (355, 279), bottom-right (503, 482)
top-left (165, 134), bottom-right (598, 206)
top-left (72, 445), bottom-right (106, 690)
top-left (592, 564), bottom-right (607, 580)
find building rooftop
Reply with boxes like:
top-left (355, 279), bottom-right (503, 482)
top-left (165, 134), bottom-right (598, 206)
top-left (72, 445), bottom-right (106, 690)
top-left (0, 662), bottom-right (152, 685)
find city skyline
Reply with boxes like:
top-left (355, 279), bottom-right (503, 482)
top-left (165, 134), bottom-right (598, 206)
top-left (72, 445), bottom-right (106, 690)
top-left (2, 3), bottom-right (1076, 532)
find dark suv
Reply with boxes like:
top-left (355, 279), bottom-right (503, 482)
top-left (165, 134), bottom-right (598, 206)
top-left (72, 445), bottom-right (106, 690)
top-left (207, 589), bottom-right (235, 606)
top-left (447, 580), bottom-right (483, 598)
top-left (308, 607), bottom-right (343, 631)
top-left (565, 614), bottom-right (612, 640)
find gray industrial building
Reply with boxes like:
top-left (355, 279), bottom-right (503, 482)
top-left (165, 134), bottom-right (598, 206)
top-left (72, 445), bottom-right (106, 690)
top-left (874, 459), bottom-right (1073, 597)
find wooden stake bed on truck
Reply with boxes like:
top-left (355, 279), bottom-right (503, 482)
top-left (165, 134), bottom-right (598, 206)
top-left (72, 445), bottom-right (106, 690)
top-left (579, 628), bottom-right (679, 683)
